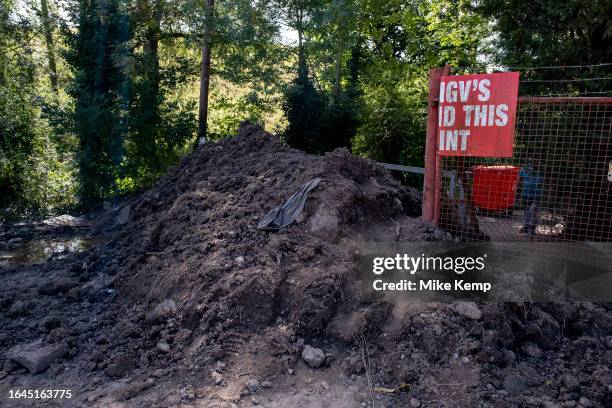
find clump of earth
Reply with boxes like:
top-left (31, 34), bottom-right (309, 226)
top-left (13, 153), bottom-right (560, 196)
top-left (0, 123), bottom-right (610, 407)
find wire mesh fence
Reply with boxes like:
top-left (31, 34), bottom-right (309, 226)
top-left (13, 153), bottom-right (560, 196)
top-left (438, 97), bottom-right (612, 243)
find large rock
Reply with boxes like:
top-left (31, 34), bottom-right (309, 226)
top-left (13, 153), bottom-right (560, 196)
top-left (561, 374), bottom-right (579, 391)
top-left (37, 279), bottom-right (78, 296)
top-left (521, 342), bottom-right (542, 358)
top-left (503, 374), bottom-right (525, 395)
top-left (104, 351), bottom-right (137, 378)
top-left (453, 302), bottom-right (482, 320)
top-left (156, 340), bottom-right (170, 353)
top-left (307, 208), bottom-right (340, 240)
top-left (112, 379), bottom-right (154, 401)
top-left (211, 370), bottom-right (223, 385)
top-left (245, 378), bottom-right (260, 394)
top-left (84, 273), bottom-right (115, 292)
top-left (8, 300), bottom-right (27, 316)
top-left (302, 345), bottom-right (326, 368)
top-left (117, 205), bottom-right (131, 225)
top-left (8, 340), bottom-right (68, 374)
top-left (146, 299), bottom-right (177, 323)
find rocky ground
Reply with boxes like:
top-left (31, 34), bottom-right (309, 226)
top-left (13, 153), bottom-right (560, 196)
top-left (0, 123), bottom-right (610, 407)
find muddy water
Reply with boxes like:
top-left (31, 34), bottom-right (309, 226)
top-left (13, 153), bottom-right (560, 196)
top-left (0, 237), bottom-right (104, 266)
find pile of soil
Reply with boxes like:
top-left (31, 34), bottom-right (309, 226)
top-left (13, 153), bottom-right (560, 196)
top-left (111, 122), bottom-right (423, 335)
top-left (0, 123), bottom-right (610, 407)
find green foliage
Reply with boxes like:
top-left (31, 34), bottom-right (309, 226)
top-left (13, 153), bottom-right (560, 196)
top-left (207, 0), bottom-right (290, 138)
top-left (353, 0), bottom-right (485, 168)
top-left (321, 93), bottom-right (360, 152)
top-left (477, 1), bottom-right (611, 67)
top-left (64, 0), bottom-right (130, 208)
top-left (207, 88), bottom-right (266, 139)
top-left (0, 1), bottom-right (35, 213)
top-left (282, 56), bottom-right (327, 152)
top-left (477, 0), bottom-right (612, 93)
top-left (125, 0), bottom-right (197, 189)
top-left (0, 64), bottom-right (41, 214)
top-left (281, 0), bottom-right (361, 154)
top-left (353, 77), bottom-right (426, 165)
top-left (282, 70), bottom-right (360, 154)
top-left (181, 0), bottom-right (288, 94)
top-left (0, 0), bottom-right (76, 220)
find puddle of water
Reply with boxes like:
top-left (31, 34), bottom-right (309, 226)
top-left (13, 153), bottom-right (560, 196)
top-left (0, 237), bottom-right (104, 266)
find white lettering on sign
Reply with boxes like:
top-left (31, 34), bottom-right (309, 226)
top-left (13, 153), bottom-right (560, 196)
top-left (477, 79), bottom-right (490, 101)
top-left (437, 72), bottom-right (519, 156)
top-left (443, 106), bottom-right (455, 126)
top-left (456, 104), bottom-right (509, 127)
top-left (439, 79), bottom-right (491, 104)
top-left (495, 104), bottom-right (508, 126)
top-left (459, 80), bottom-right (472, 102)
top-left (439, 130), bottom-right (471, 152)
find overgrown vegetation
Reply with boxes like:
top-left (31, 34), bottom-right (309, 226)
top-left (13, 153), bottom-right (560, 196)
top-left (0, 0), bottom-right (76, 219)
top-left (0, 0), bottom-right (610, 220)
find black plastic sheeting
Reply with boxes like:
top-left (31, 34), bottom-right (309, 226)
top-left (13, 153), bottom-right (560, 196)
top-left (257, 178), bottom-right (322, 231)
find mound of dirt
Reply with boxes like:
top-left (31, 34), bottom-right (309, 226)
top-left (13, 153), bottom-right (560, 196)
top-left (109, 122), bottom-right (426, 337)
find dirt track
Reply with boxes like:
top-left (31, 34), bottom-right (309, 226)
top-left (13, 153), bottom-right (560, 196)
top-left (0, 123), bottom-right (610, 407)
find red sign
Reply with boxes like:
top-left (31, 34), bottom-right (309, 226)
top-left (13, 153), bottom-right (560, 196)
top-left (437, 72), bottom-right (519, 157)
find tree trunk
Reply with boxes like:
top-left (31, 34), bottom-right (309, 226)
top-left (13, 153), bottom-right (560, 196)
top-left (198, 0), bottom-right (214, 143)
top-left (40, 0), bottom-right (58, 94)
top-left (347, 38), bottom-right (361, 91)
top-left (332, 1), bottom-right (346, 98)
top-left (295, 6), bottom-right (307, 81)
top-left (135, 0), bottom-right (162, 167)
top-left (332, 34), bottom-right (344, 97)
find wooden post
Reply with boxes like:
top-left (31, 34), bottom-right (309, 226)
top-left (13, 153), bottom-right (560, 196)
top-left (423, 66), bottom-right (447, 223)
top-left (433, 65), bottom-right (450, 224)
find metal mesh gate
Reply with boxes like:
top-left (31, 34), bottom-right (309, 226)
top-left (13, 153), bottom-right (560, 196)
top-left (437, 97), bottom-right (611, 242)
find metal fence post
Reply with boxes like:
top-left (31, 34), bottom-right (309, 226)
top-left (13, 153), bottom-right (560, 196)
top-left (423, 65), bottom-right (449, 224)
